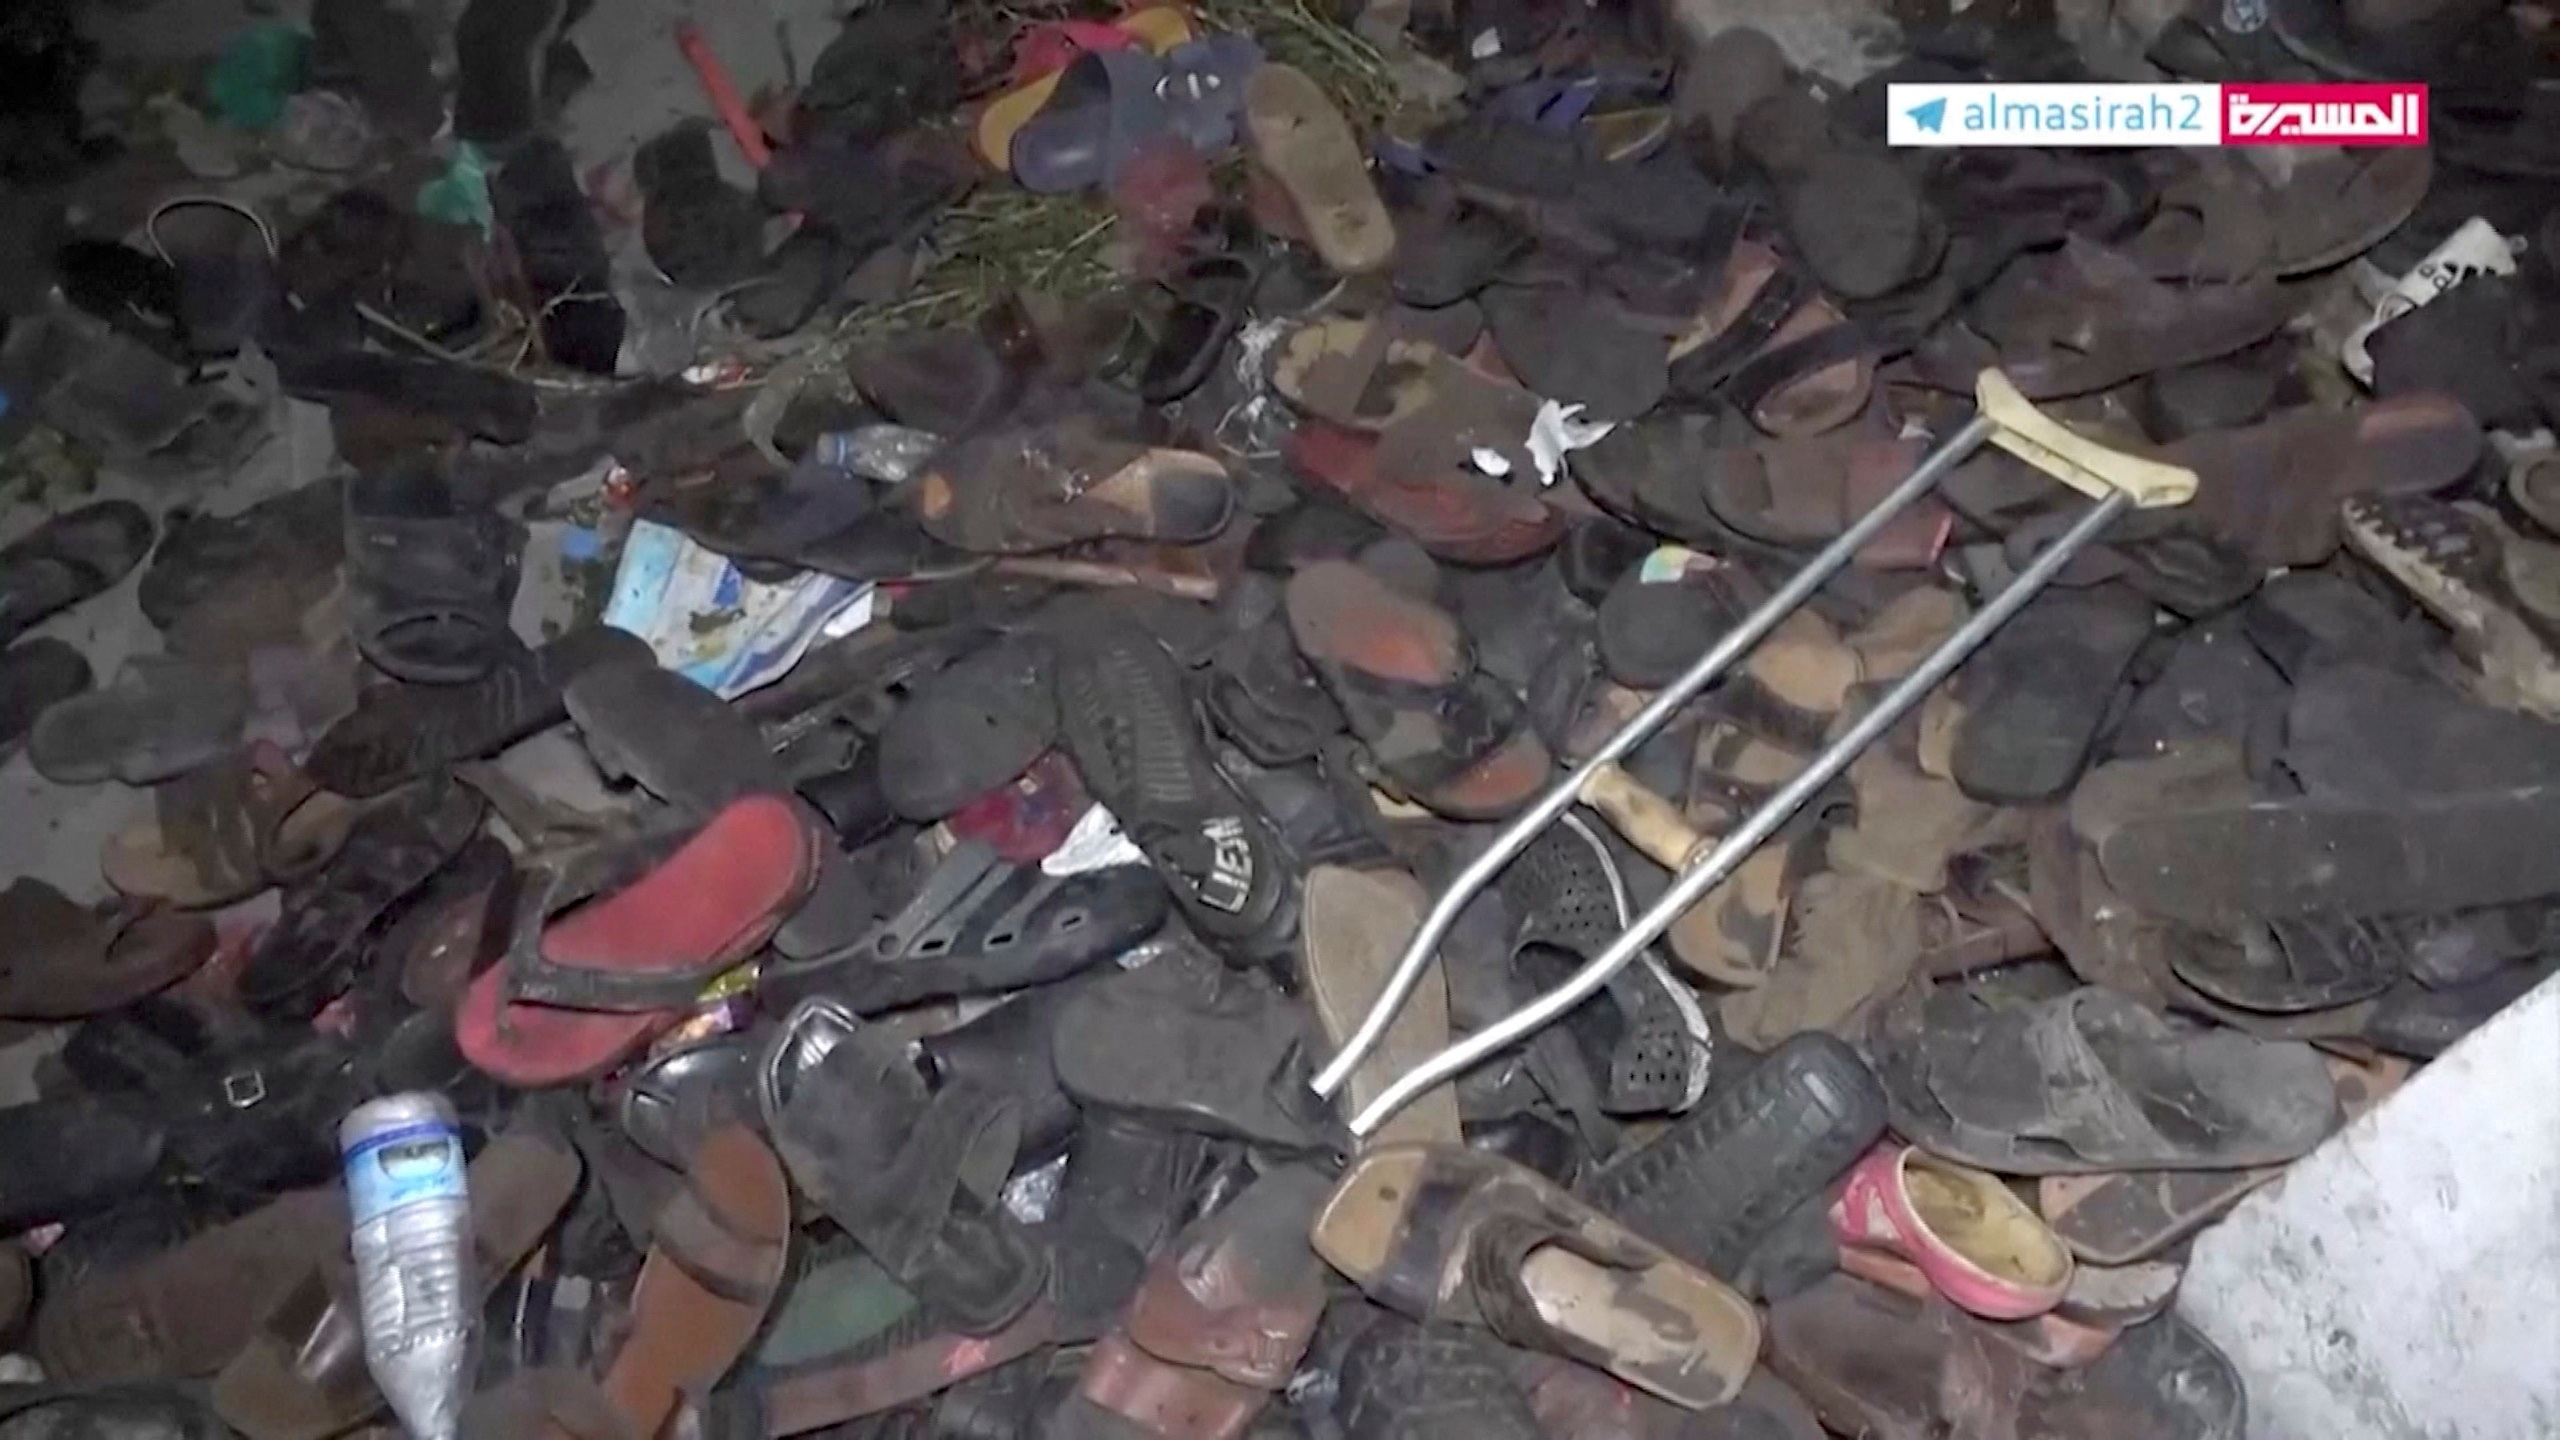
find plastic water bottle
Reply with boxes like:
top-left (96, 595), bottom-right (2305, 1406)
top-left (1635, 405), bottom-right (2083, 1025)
top-left (341, 1093), bottom-right (474, 1440)
top-left (810, 425), bottom-right (943, 484)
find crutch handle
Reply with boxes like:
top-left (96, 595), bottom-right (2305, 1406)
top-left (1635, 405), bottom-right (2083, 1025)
top-left (1977, 370), bottom-right (2197, 509)
top-left (1578, 763), bottom-right (1709, 871)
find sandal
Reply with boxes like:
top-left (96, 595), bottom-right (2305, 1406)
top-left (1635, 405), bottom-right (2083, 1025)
top-left (305, 626), bottom-right (653, 798)
top-left (0, 882), bottom-right (215, 1021)
top-left (906, 415), bottom-right (1234, 555)
top-left (101, 743), bottom-right (356, 909)
top-left (0, 639), bottom-right (91, 758)
top-left (1052, 946), bottom-right (1336, 1151)
top-left (1312, 1143), bottom-right (1760, 1408)
top-left (1246, 63), bottom-right (1396, 276)
top-left (1303, 865), bottom-right (1462, 1147)
top-left (1287, 420), bottom-right (1564, 565)
top-left (0, 500), bottom-right (154, 647)
top-left (1829, 1144), bottom-right (2073, 1320)
top-left (1867, 982), bottom-right (2341, 1174)
top-left (761, 839), bottom-right (1169, 1014)
top-left (238, 782), bottom-right (484, 1021)
top-left (2342, 493), bottom-right (2560, 721)
top-left (27, 655), bottom-right (250, 787)
top-left (1665, 238), bottom-right (1873, 438)
top-left (343, 459), bottom-right (525, 684)
top-left (776, 1028), bottom-right (1049, 1333)
top-left (1285, 559), bottom-right (1552, 818)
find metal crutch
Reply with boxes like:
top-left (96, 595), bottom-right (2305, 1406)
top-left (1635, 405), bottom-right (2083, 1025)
top-left (1318, 371), bottom-right (2200, 1139)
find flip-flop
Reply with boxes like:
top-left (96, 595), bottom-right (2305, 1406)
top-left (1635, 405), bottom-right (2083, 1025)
top-left (976, 6), bottom-right (1197, 169)
top-left (906, 416), bottom-right (1234, 555)
top-left (1313, 1142), bottom-right (1760, 1408)
top-left (102, 743), bottom-right (356, 909)
top-left (1830, 1145), bottom-right (2074, 1320)
top-left (564, 655), bottom-right (790, 816)
top-left (214, 1126), bottom-right (582, 1440)
top-left (2036, 1053), bottom-right (2409, 1266)
top-left (1285, 559), bottom-right (1552, 819)
top-left (0, 500), bottom-right (154, 647)
top-left (238, 782), bottom-right (484, 1021)
top-left (1577, 1032), bottom-right (1886, 1286)
top-left (876, 633), bottom-right (1058, 821)
top-left (458, 796), bottom-right (820, 1086)
top-left (1245, 63), bottom-right (1395, 276)
top-left (1573, 413), bottom-right (1945, 571)
top-left (775, 1029), bottom-right (1049, 1333)
top-left (1302, 865), bottom-right (1460, 1146)
top-left (1479, 279), bottom-right (1668, 422)
top-left (1867, 982), bottom-right (2341, 1175)
top-left (0, 881), bottom-right (215, 1021)
top-left (500, 795), bottom-right (823, 1011)
top-left (1333, 1310), bottom-right (1544, 1440)
top-left (585, 1126), bottom-right (790, 1440)
top-left (27, 655), bottom-right (251, 787)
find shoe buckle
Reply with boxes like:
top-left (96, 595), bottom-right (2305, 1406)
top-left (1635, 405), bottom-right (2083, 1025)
top-left (222, 1069), bottom-right (268, 1108)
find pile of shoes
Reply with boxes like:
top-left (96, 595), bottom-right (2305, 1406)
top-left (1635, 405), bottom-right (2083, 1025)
top-left (2, 0), bottom-right (2558, 1434)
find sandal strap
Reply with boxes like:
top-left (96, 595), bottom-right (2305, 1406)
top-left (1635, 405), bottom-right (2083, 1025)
top-left (1728, 321), bottom-right (1873, 421)
top-left (1668, 266), bottom-right (1809, 397)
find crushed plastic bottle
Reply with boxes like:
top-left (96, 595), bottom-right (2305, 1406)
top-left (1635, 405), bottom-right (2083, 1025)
top-left (341, 1093), bottom-right (473, 1440)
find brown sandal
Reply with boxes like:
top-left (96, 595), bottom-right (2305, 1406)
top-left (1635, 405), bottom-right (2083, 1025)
top-left (1667, 239), bottom-right (1873, 438)
top-left (102, 742), bottom-right (356, 908)
top-left (0, 880), bottom-right (214, 1020)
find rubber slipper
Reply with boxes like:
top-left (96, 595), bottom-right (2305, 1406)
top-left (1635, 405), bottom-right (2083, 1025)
top-left (2105, 617), bottom-right (2290, 766)
top-left (1139, 250), bottom-right (1260, 405)
top-left (1662, 238), bottom-right (1872, 439)
top-left (1054, 617), bottom-right (1295, 958)
top-left (2036, 1053), bottom-right (2408, 1266)
top-left (1287, 420), bottom-right (1564, 565)
top-left (588, 1125), bottom-right (789, 1440)
top-left (1695, 431), bottom-right (1944, 567)
top-left (0, 638), bottom-right (91, 758)
top-left (564, 655), bottom-right (790, 816)
top-left (2167, 910), bottom-right (2414, 1014)
top-left (1717, 868), bottom-right (1923, 1049)
top-left (908, 416), bottom-right (1234, 555)
top-left (1918, 239), bottom-right (2294, 400)
top-left (1303, 865), bottom-right (1460, 1146)
top-left (2367, 274), bottom-right (2551, 433)
top-left (1946, 584), bottom-right (2154, 805)
top-left (776, 1028), bottom-right (1049, 1333)
top-left (733, 1300), bottom-right (1063, 1435)
top-left (1867, 982), bottom-right (2341, 1174)
top-left (1286, 559), bottom-right (1551, 819)
top-left (877, 633), bottom-right (1058, 821)
top-left (1313, 1142), bottom-right (1759, 1408)
top-left (1830, 1145), bottom-right (2073, 1320)
top-left (2076, 742), bottom-right (2560, 926)
top-left (1268, 311), bottom-right (1461, 434)
top-left (2342, 493), bottom-right (2560, 721)
top-left (1575, 1031), bottom-right (1883, 1288)
top-left (1052, 947), bottom-right (1334, 1150)
top-left (28, 655), bottom-right (251, 787)
top-left (501, 794), bottom-right (821, 1011)
top-left (102, 743), bottom-right (356, 909)
top-left (1330, 1309), bottom-right (1543, 1440)
top-left (761, 839), bottom-right (1168, 1014)
top-left (2240, 568), bottom-right (2433, 683)
top-left (978, 6), bottom-right (1196, 168)
top-left (1479, 279), bottom-right (1667, 422)
top-left (0, 500), bottom-right (153, 647)
top-left (1499, 821), bottom-right (1712, 1115)
top-left (2159, 391), bottom-right (2481, 570)
top-left (1388, 182), bottom-right (1534, 308)
top-left (29, 1186), bottom-right (340, 1384)
top-left (458, 798), bottom-right (818, 1086)
top-left (343, 459), bottom-right (524, 684)
top-left (141, 482), bottom-right (345, 656)
top-left (1246, 63), bottom-right (1395, 276)
top-left (0, 881), bottom-right (213, 1021)
top-left (238, 781), bottom-right (483, 1020)
top-left (1781, 150), bottom-right (1935, 301)
top-left (305, 625), bottom-right (652, 798)
top-left (1010, 47), bottom-right (1178, 194)
top-left (1076, 1165), bottom-right (1331, 1440)
top-left (212, 1126), bottom-right (580, 1440)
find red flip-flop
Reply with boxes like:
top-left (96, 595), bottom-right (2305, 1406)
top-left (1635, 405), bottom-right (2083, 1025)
top-left (458, 794), bottom-right (820, 1086)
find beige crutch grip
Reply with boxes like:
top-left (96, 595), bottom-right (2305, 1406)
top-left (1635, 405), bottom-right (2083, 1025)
top-left (1976, 370), bottom-right (2198, 510)
top-left (1578, 763), bottom-right (1709, 871)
